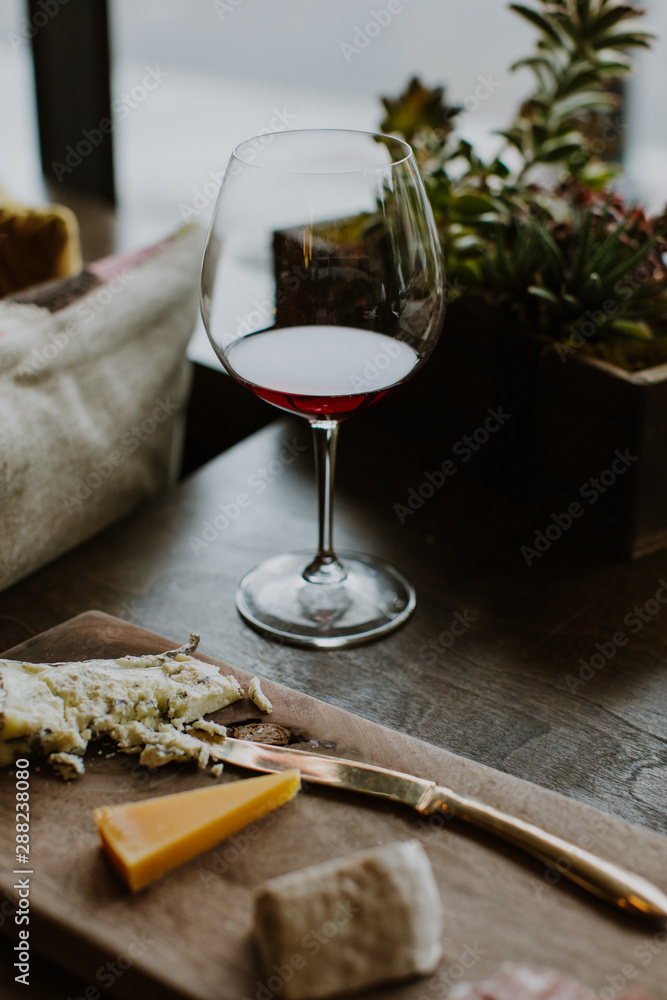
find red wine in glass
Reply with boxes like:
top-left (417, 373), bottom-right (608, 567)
top-left (200, 128), bottom-right (445, 647)
top-left (225, 325), bottom-right (420, 419)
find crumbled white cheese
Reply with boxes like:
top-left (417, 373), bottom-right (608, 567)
top-left (139, 744), bottom-right (188, 769)
top-left (0, 647), bottom-right (243, 777)
top-left (248, 676), bottom-right (273, 714)
top-left (210, 763), bottom-right (224, 778)
top-left (191, 719), bottom-right (228, 738)
top-left (48, 752), bottom-right (85, 781)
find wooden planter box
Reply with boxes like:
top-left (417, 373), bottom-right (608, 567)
top-left (371, 298), bottom-right (667, 560)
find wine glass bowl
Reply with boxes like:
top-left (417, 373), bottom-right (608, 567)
top-left (201, 129), bottom-right (445, 647)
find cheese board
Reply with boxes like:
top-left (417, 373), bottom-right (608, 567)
top-left (1, 611), bottom-right (667, 1000)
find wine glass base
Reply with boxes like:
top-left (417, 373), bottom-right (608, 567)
top-left (236, 550), bottom-right (416, 649)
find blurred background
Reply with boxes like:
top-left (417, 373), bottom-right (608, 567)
top-left (1, 0), bottom-right (667, 358)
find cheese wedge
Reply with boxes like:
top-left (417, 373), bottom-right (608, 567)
top-left (254, 840), bottom-right (442, 999)
top-left (93, 769), bottom-right (301, 891)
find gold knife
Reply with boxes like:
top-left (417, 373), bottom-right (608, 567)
top-left (192, 732), bottom-right (667, 919)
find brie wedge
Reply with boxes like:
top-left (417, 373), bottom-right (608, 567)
top-left (0, 635), bottom-right (242, 777)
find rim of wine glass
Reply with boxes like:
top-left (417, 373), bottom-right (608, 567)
top-left (231, 128), bottom-right (413, 175)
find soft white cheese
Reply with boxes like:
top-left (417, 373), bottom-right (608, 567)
top-left (248, 676), bottom-right (273, 714)
top-left (254, 840), bottom-right (443, 999)
top-left (0, 648), bottom-right (243, 776)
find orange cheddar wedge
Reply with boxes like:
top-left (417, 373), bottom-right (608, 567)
top-left (92, 769), bottom-right (301, 891)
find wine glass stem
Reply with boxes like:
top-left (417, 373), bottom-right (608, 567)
top-left (303, 419), bottom-right (347, 585)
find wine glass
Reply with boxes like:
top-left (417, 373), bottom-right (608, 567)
top-left (201, 129), bottom-right (445, 648)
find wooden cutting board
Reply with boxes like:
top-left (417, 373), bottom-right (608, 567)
top-left (1, 611), bottom-right (666, 1000)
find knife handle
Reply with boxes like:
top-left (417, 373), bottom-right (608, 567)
top-left (423, 786), bottom-right (667, 919)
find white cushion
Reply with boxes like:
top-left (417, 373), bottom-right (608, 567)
top-left (0, 223), bottom-right (204, 591)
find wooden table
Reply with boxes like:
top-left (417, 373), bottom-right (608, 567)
top-left (2, 413), bottom-right (667, 998)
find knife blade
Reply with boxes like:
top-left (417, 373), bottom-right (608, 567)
top-left (191, 732), bottom-right (667, 920)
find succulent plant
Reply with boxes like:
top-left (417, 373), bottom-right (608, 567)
top-left (380, 0), bottom-right (667, 370)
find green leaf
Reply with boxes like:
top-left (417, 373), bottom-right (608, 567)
top-left (452, 192), bottom-right (501, 215)
top-left (555, 13), bottom-right (585, 45)
top-left (489, 157), bottom-right (511, 179)
top-left (530, 123), bottom-right (551, 146)
top-left (495, 128), bottom-right (526, 153)
top-left (536, 138), bottom-right (584, 162)
top-left (556, 64), bottom-right (606, 95)
top-left (570, 209), bottom-right (595, 281)
top-left (510, 4), bottom-right (564, 44)
top-left (592, 30), bottom-right (654, 50)
top-left (451, 234), bottom-right (488, 255)
top-left (594, 49), bottom-right (634, 72)
top-left (604, 236), bottom-right (660, 288)
top-left (610, 318), bottom-right (654, 340)
top-left (551, 90), bottom-right (619, 118)
top-left (528, 285), bottom-right (562, 305)
top-left (590, 5), bottom-right (647, 38)
top-left (577, 160), bottom-right (622, 189)
top-left (585, 210), bottom-right (633, 276)
top-left (534, 222), bottom-right (566, 273)
top-left (562, 291), bottom-right (582, 310)
top-left (511, 55), bottom-right (557, 75)
top-left (577, 0), bottom-right (592, 24)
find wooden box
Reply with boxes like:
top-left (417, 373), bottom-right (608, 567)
top-left (371, 298), bottom-right (667, 560)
